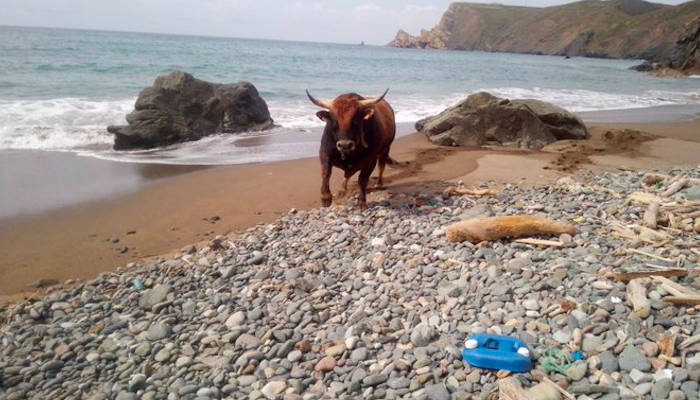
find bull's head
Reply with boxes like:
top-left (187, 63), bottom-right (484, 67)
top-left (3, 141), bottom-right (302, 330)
top-left (306, 89), bottom-right (389, 159)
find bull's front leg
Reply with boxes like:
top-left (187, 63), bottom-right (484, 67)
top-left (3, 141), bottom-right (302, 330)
top-left (320, 159), bottom-right (333, 207)
top-left (357, 163), bottom-right (374, 210)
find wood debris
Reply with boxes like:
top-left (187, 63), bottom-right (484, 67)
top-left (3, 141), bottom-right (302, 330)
top-left (651, 276), bottom-right (700, 306)
top-left (443, 186), bottom-right (499, 197)
top-left (446, 215), bottom-right (575, 244)
top-left (626, 279), bottom-right (651, 318)
top-left (612, 268), bottom-right (687, 282)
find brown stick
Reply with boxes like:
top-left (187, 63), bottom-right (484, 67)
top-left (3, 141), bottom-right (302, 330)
top-left (613, 269), bottom-right (687, 282)
top-left (513, 238), bottom-right (565, 247)
top-left (627, 248), bottom-right (674, 263)
top-left (627, 279), bottom-right (651, 318)
top-left (661, 297), bottom-right (700, 306)
top-left (643, 202), bottom-right (659, 229)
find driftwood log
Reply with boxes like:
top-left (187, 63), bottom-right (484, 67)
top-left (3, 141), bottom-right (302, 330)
top-left (446, 215), bottom-right (575, 244)
top-left (643, 202), bottom-right (659, 229)
top-left (627, 279), bottom-right (651, 318)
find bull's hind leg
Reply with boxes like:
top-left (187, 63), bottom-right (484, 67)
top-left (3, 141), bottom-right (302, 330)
top-left (376, 147), bottom-right (390, 189)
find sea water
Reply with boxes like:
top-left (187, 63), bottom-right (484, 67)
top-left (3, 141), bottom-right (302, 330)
top-left (1, 25), bottom-right (699, 165)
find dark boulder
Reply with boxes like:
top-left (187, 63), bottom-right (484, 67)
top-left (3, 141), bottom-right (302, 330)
top-left (416, 92), bottom-right (588, 149)
top-left (108, 71), bottom-right (273, 150)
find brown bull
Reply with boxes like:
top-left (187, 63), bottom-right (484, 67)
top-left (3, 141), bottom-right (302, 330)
top-left (306, 89), bottom-right (396, 210)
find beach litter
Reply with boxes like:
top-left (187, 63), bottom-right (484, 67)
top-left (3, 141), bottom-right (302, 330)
top-left (1, 168), bottom-right (698, 399)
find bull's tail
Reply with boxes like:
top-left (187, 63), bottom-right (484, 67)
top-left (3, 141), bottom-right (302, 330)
top-left (385, 156), bottom-right (407, 169)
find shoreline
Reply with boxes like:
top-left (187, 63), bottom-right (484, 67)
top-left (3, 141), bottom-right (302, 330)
top-left (1, 118), bottom-right (699, 299)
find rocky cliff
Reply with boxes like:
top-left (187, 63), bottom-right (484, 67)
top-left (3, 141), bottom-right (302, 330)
top-left (389, 0), bottom-right (700, 63)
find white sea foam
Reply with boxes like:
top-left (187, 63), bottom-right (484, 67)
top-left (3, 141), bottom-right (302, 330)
top-left (483, 87), bottom-right (700, 112)
top-left (0, 97), bottom-right (133, 150)
top-left (1, 87), bottom-right (699, 164)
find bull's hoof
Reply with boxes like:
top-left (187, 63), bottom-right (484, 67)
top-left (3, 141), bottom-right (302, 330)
top-left (321, 198), bottom-right (332, 207)
top-left (375, 180), bottom-right (385, 189)
top-left (357, 201), bottom-right (368, 211)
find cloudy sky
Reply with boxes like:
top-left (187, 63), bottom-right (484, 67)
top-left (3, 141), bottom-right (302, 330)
top-left (0, 0), bottom-right (692, 45)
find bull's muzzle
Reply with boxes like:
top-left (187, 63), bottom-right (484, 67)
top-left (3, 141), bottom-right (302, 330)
top-left (336, 140), bottom-right (355, 153)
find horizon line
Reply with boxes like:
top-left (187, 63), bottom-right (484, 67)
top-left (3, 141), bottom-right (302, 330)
top-left (0, 24), bottom-right (383, 47)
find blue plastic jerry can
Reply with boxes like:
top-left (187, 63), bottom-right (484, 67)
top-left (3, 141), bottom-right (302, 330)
top-left (462, 333), bottom-right (532, 373)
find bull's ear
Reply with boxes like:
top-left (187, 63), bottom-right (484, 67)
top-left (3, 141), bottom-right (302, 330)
top-left (363, 108), bottom-right (375, 120)
top-left (316, 111), bottom-right (331, 122)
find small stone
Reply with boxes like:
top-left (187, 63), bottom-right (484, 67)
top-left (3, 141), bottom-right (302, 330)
top-left (629, 369), bottom-right (650, 384)
top-left (635, 383), bottom-right (653, 396)
top-left (523, 299), bottom-right (539, 310)
top-left (642, 342), bottom-right (659, 357)
top-left (598, 351), bottom-right (619, 372)
top-left (350, 347), bottom-right (368, 362)
top-left (139, 284), bottom-right (172, 310)
top-left (41, 360), bottom-right (64, 372)
top-left (261, 381), bottom-right (287, 399)
top-left (325, 343), bottom-right (346, 357)
top-left (134, 343), bottom-right (151, 357)
top-left (115, 393), bottom-right (137, 400)
top-left (651, 378), bottom-right (673, 400)
top-left (669, 390), bottom-right (686, 400)
top-left (362, 374), bottom-right (388, 386)
top-left (619, 345), bottom-right (650, 372)
top-left (225, 311), bottom-right (246, 329)
top-left (146, 322), bottom-right (171, 341)
top-left (410, 322), bottom-right (435, 347)
top-left (566, 361), bottom-right (587, 381)
top-left (553, 329), bottom-right (572, 344)
top-left (154, 348), bottom-right (170, 362)
top-left (467, 369), bottom-right (480, 384)
top-left (680, 381), bottom-right (698, 399)
top-left (425, 383), bottom-right (450, 400)
top-left (345, 336), bottom-right (359, 350)
top-left (287, 350), bottom-right (302, 362)
top-left (128, 374), bottom-right (147, 392)
top-left (315, 356), bottom-right (336, 372)
top-left (387, 377), bottom-right (410, 389)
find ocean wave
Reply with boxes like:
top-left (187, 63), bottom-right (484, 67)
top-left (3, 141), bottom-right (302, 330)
top-left (0, 87), bottom-right (698, 154)
top-left (0, 98), bottom-right (133, 150)
top-left (483, 87), bottom-right (700, 112)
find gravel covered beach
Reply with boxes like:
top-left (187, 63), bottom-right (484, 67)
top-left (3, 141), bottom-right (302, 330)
top-left (2, 168), bottom-right (699, 400)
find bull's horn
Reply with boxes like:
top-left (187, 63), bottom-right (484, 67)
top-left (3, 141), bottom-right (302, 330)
top-left (358, 88), bottom-right (389, 108)
top-left (306, 90), bottom-right (332, 109)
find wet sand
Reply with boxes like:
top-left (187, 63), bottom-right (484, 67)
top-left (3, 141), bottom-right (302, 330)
top-left (1, 119), bottom-right (699, 299)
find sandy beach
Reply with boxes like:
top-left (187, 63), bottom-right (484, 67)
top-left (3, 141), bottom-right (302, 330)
top-left (1, 118), bottom-right (698, 299)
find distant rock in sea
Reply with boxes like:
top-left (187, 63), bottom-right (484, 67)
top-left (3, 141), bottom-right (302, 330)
top-left (108, 71), bottom-right (273, 150)
top-left (416, 92), bottom-right (588, 149)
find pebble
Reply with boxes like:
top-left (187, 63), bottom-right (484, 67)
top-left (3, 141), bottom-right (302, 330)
top-left (566, 361), bottom-right (588, 381)
top-left (314, 356), bottom-right (336, 372)
top-left (261, 381), bottom-right (286, 399)
top-left (619, 345), bottom-right (650, 372)
top-left (146, 322), bottom-right (171, 341)
top-left (1, 168), bottom-right (698, 399)
top-left (651, 378), bottom-right (673, 400)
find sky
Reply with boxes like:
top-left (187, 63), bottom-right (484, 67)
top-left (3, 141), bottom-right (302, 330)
top-left (0, 0), bottom-right (692, 45)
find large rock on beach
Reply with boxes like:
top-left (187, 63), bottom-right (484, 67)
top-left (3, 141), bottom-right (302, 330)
top-left (416, 92), bottom-right (588, 149)
top-left (108, 71), bottom-right (273, 150)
